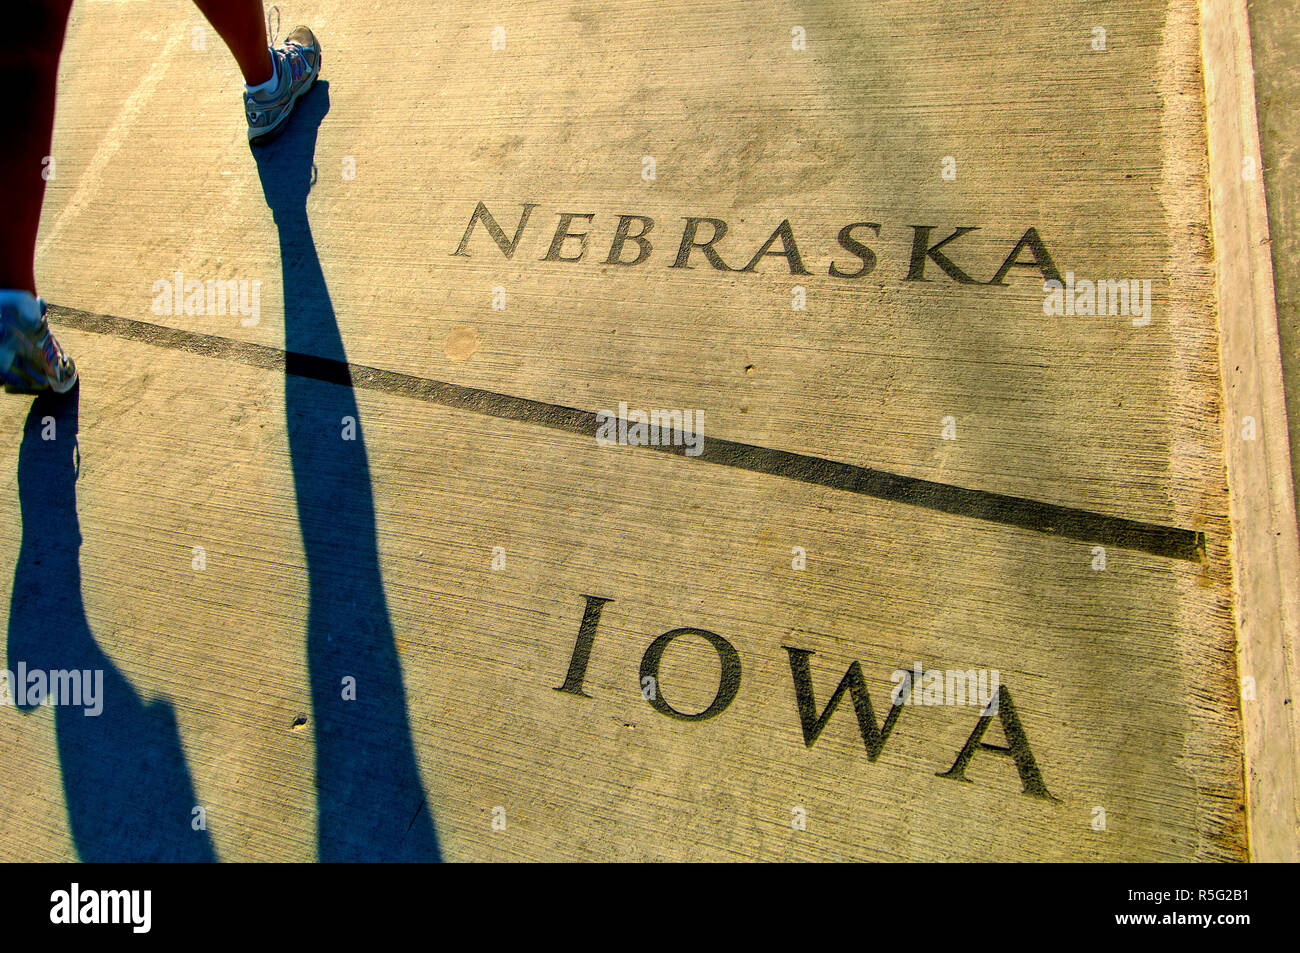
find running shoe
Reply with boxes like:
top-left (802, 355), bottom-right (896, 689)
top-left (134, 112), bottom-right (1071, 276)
top-left (245, 25), bottom-right (322, 146)
top-left (0, 297), bottom-right (78, 395)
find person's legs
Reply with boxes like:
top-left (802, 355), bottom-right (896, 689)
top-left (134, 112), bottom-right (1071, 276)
top-left (192, 0), bottom-right (274, 87)
top-left (0, 0), bottom-right (317, 394)
top-left (0, 1), bottom-right (77, 394)
top-left (0, 0), bottom-right (74, 295)
top-left (0, 1), bottom-right (274, 295)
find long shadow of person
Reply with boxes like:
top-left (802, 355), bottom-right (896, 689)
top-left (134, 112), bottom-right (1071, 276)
top-left (7, 386), bottom-right (215, 861)
top-left (252, 82), bottom-right (441, 861)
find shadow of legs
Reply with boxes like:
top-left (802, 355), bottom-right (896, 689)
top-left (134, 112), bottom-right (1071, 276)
top-left (253, 82), bottom-right (440, 861)
top-left (7, 387), bottom-right (215, 861)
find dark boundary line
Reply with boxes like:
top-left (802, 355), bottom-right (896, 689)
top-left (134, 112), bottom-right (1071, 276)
top-left (48, 303), bottom-right (1206, 562)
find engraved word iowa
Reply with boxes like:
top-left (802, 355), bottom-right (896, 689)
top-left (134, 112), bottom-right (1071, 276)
top-left (554, 596), bottom-right (1056, 800)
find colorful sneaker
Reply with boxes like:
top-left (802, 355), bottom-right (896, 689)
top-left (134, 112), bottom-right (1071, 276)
top-left (0, 297), bottom-right (78, 395)
top-left (244, 25), bottom-right (322, 146)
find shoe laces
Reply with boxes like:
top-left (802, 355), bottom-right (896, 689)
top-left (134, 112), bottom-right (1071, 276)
top-left (266, 5), bottom-right (310, 78)
top-left (266, 4), bottom-right (281, 47)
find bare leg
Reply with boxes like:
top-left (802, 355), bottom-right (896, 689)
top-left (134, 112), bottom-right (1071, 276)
top-left (0, 1), bottom-right (74, 294)
top-left (193, 0), bottom-right (274, 86)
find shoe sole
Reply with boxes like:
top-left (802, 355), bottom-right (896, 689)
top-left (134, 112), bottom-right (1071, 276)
top-left (248, 50), bottom-right (321, 147)
top-left (0, 338), bottom-right (78, 395)
top-left (1, 360), bottom-right (77, 395)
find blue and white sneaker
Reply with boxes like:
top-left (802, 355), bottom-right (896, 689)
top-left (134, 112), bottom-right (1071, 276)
top-left (0, 296), bottom-right (77, 395)
top-left (244, 25), bottom-right (321, 146)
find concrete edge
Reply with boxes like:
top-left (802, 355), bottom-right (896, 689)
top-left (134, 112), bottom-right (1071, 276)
top-left (1201, 0), bottom-right (1300, 861)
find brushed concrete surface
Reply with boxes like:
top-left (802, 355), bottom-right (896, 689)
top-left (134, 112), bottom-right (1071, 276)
top-left (0, 0), bottom-right (1254, 861)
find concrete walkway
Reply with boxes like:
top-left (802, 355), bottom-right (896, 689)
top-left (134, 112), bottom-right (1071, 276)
top-left (0, 0), bottom-right (1279, 861)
